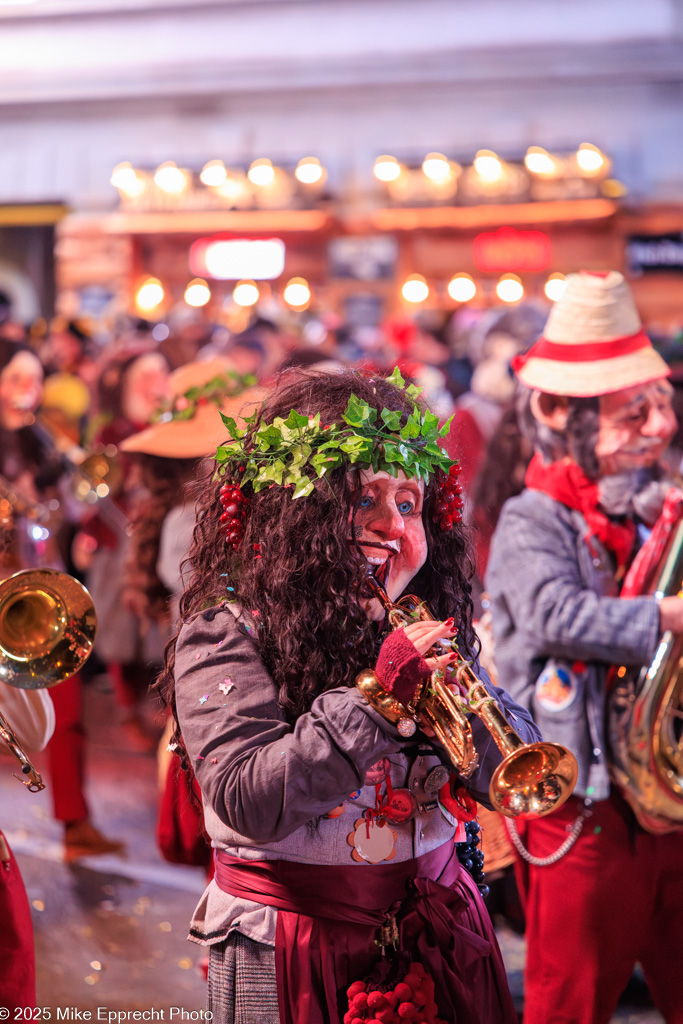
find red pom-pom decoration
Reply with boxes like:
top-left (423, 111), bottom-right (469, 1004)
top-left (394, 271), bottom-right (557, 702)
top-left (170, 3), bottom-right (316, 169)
top-left (218, 478), bottom-right (249, 551)
top-left (397, 1003), bottom-right (416, 1019)
top-left (432, 467), bottom-right (463, 533)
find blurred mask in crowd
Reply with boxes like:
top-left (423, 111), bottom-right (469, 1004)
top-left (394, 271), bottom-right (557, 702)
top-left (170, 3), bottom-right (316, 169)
top-left (121, 352), bottom-right (170, 426)
top-left (0, 345), bottom-right (44, 431)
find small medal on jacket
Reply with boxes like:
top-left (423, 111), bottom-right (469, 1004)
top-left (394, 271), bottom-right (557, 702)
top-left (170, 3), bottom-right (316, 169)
top-left (424, 765), bottom-right (450, 794)
top-left (381, 788), bottom-right (417, 824)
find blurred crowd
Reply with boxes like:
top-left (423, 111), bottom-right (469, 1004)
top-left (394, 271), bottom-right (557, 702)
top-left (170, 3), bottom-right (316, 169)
top-left (2, 284), bottom-right (683, 868)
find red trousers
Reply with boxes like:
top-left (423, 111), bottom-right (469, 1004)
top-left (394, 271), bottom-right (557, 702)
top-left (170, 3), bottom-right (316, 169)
top-left (47, 673), bottom-right (88, 823)
top-left (509, 793), bottom-right (683, 1024)
top-left (0, 833), bottom-right (36, 1009)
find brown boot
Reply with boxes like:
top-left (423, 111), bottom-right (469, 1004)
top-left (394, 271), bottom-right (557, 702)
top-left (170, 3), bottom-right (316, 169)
top-left (64, 820), bottom-right (125, 862)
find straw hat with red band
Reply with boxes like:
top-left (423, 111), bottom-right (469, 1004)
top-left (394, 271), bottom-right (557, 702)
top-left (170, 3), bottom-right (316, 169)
top-left (512, 270), bottom-right (670, 397)
top-left (120, 358), bottom-right (263, 459)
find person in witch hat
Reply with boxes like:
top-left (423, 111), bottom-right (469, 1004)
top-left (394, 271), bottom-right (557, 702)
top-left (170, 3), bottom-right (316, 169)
top-left (486, 271), bottom-right (683, 1024)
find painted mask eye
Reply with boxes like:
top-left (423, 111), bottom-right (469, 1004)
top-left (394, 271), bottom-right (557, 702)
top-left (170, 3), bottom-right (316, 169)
top-left (397, 500), bottom-right (414, 515)
top-left (358, 495), bottom-right (373, 510)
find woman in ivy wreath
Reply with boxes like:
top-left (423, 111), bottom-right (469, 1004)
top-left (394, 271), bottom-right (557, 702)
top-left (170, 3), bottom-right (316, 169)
top-left (159, 368), bottom-right (539, 1024)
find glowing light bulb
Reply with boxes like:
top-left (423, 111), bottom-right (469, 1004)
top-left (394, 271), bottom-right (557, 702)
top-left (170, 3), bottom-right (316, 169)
top-left (136, 278), bottom-right (164, 311)
top-left (524, 147), bottom-right (555, 175)
top-left (283, 278), bottom-right (311, 308)
top-left (248, 159), bottom-right (275, 186)
top-left (374, 155), bottom-right (401, 182)
top-left (474, 150), bottom-right (503, 182)
top-left (448, 274), bottom-right (477, 303)
top-left (422, 153), bottom-right (452, 183)
top-left (184, 279), bottom-right (211, 308)
top-left (576, 144), bottom-right (605, 173)
top-left (295, 157), bottom-right (324, 185)
top-left (153, 162), bottom-right (188, 194)
top-left (544, 273), bottom-right (567, 302)
top-left (496, 274), bottom-right (524, 304)
top-left (110, 162), bottom-right (145, 197)
top-left (232, 280), bottom-right (260, 307)
top-left (401, 274), bottom-right (429, 304)
top-left (200, 160), bottom-right (227, 187)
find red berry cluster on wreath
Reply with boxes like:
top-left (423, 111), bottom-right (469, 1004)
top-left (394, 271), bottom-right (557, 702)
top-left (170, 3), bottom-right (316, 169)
top-left (433, 464), bottom-right (464, 532)
top-left (219, 477), bottom-right (248, 550)
top-left (345, 964), bottom-right (446, 1024)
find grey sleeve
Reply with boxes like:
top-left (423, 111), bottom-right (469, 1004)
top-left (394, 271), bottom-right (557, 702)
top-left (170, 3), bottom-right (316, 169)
top-left (487, 503), bottom-right (660, 666)
top-left (174, 607), bottom-right (405, 843)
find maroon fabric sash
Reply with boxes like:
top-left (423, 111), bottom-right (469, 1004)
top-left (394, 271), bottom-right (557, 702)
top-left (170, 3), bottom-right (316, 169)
top-left (214, 843), bottom-right (517, 1024)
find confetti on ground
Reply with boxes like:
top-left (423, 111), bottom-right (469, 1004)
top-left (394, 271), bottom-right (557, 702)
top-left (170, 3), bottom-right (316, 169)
top-left (84, 974), bottom-right (100, 985)
top-left (210, 757), bottom-right (218, 764)
top-left (178, 958), bottom-right (193, 970)
top-left (159, 922), bottom-right (172, 932)
top-left (90, 961), bottom-right (102, 971)
top-left (219, 680), bottom-right (233, 695)
top-left (195, 653), bottom-right (201, 660)
top-left (32, 900), bottom-right (45, 911)
top-left (199, 695), bottom-right (209, 704)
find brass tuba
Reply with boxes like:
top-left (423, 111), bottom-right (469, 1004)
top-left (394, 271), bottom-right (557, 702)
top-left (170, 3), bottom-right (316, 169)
top-left (356, 575), bottom-right (578, 819)
top-left (0, 569), bottom-right (97, 791)
top-left (608, 517), bottom-right (683, 833)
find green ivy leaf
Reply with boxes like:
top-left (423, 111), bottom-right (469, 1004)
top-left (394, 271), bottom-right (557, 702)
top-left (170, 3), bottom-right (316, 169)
top-left (420, 410), bottom-right (440, 438)
top-left (292, 475), bottom-right (314, 499)
top-left (380, 408), bottom-right (403, 431)
top-left (220, 414), bottom-right (245, 441)
top-left (342, 394), bottom-right (377, 428)
top-left (385, 366), bottom-right (405, 389)
top-left (438, 414), bottom-right (454, 438)
top-left (405, 382), bottom-right (423, 400)
top-left (256, 423), bottom-right (284, 449)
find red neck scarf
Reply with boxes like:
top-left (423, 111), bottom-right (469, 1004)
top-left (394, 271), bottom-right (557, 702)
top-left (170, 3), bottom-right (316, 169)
top-left (525, 453), bottom-right (636, 572)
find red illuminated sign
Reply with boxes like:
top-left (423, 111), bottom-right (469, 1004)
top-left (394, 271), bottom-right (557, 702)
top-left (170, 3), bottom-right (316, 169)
top-left (473, 227), bottom-right (551, 273)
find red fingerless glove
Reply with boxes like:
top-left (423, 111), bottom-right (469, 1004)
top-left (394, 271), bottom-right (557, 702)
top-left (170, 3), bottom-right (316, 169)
top-left (374, 628), bottom-right (432, 707)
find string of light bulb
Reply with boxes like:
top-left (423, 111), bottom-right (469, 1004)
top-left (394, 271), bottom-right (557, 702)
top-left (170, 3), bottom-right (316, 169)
top-left (134, 271), bottom-right (567, 315)
top-left (133, 276), bottom-right (313, 313)
top-left (111, 143), bottom-right (613, 200)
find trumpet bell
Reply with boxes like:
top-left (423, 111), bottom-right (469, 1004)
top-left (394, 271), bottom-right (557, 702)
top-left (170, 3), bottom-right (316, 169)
top-left (0, 569), bottom-right (97, 689)
top-left (490, 741), bottom-right (579, 819)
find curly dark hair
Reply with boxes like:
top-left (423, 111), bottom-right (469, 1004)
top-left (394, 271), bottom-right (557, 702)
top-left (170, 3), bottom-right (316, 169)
top-left (157, 368), bottom-right (477, 730)
top-left (125, 454), bottom-right (199, 623)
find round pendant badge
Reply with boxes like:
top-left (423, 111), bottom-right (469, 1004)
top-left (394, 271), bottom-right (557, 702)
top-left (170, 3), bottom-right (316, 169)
top-left (424, 765), bottom-right (450, 794)
top-left (381, 789), bottom-right (418, 824)
top-left (347, 818), bottom-right (397, 864)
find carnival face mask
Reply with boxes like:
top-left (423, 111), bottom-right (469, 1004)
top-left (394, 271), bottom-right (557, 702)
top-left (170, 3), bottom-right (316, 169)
top-left (353, 468), bottom-right (428, 622)
top-left (0, 351), bottom-right (44, 431)
top-left (122, 353), bottom-right (170, 426)
top-left (595, 380), bottom-right (676, 476)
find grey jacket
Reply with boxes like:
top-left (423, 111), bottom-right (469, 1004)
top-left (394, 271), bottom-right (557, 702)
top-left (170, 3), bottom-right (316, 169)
top-left (486, 489), bottom-right (661, 801)
top-left (174, 602), bottom-right (540, 945)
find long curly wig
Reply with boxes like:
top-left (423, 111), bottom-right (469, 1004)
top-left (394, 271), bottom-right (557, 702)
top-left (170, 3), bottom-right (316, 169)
top-left (157, 368), bottom-right (477, 727)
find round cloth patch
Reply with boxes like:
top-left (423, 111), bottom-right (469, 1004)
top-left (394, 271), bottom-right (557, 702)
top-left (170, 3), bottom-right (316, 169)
top-left (535, 662), bottom-right (578, 713)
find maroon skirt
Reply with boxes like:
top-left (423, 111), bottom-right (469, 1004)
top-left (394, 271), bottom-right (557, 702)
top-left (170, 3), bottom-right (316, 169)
top-left (214, 841), bottom-right (516, 1024)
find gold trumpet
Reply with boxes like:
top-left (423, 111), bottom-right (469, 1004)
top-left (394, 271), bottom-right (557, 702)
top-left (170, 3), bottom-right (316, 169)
top-left (356, 575), bottom-right (578, 819)
top-left (0, 568), bottom-right (97, 791)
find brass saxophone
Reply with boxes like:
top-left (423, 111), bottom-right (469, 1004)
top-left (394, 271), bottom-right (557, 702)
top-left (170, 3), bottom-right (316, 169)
top-left (608, 516), bottom-right (683, 833)
top-left (356, 574), bottom-right (578, 819)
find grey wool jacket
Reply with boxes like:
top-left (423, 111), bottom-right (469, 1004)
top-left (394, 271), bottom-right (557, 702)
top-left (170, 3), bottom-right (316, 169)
top-left (486, 489), bottom-right (661, 802)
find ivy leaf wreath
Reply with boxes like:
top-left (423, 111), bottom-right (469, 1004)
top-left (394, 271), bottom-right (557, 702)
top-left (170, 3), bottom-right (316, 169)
top-left (215, 367), bottom-right (456, 497)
